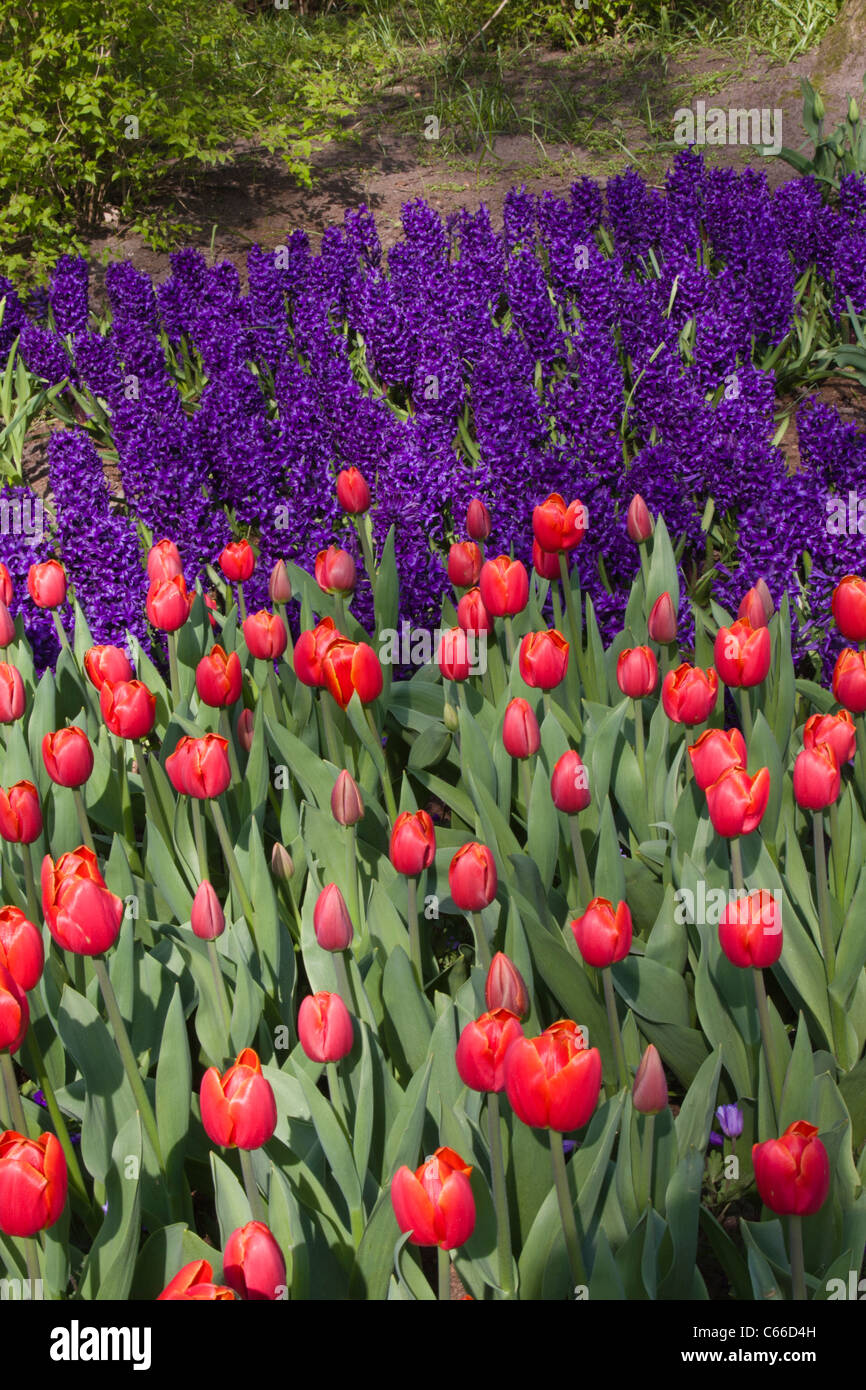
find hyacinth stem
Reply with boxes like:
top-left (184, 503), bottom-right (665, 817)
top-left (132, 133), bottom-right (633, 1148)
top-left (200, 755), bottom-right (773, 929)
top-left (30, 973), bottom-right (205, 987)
top-left (437, 1246), bottom-right (451, 1301)
top-left (471, 910), bottom-right (492, 972)
top-left (503, 615), bottom-right (516, 666)
top-left (828, 799), bottom-right (843, 905)
top-left (71, 786), bottom-right (97, 856)
top-left (788, 1215), bottom-right (807, 1301)
top-left (219, 709), bottom-right (242, 786)
top-left (406, 875), bottom-right (422, 988)
top-left (208, 940), bottom-right (232, 1043)
top-left (320, 692), bottom-right (341, 767)
top-left (602, 966), bottom-right (629, 1090)
top-left (1, 1050), bottom-right (29, 1136)
top-left (753, 968), bottom-right (782, 1131)
top-left (487, 1092), bottom-right (515, 1297)
top-left (812, 812), bottom-right (836, 985)
top-left (364, 705), bottom-right (398, 821)
top-left (239, 1147), bottom-right (265, 1224)
top-left (22, 1029), bottom-right (91, 1215)
top-left (21, 842), bottom-right (41, 930)
top-left (51, 609), bottom-right (72, 654)
top-left (191, 798), bottom-right (208, 880)
top-left (92, 957), bottom-right (165, 1175)
top-left (739, 687), bottom-right (753, 742)
top-left (569, 817), bottom-right (593, 909)
top-left (638, 1112), bottom-right (656, 1211)
top-left (730, 836), bottom-right (745, 893)
top-left (167, 631), bottom-right (181, 708)
top-left (210, 800), bottom-right (257, 932)
top-left (549, 1131), bottom-right (586, 1288)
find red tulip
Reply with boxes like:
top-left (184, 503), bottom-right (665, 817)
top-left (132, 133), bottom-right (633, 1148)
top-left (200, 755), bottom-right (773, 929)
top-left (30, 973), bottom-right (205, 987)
top-left (737, 586), bottom-right (771, 629)
top-left (705, 765), bottom-right (771, 837)
top-left (449, 842), bottom-right (497, 911)
top-left (547, 752), bottom-right (590, 817)
top-left (617, 645), bottom-right (658, 699)
top-left (336, 467), bottom-right (371, 515)
top-left (752, 1121), bottom-right (830, 1216)
top-left (294, 617), bottom-right (342, 687)
top-left (714, 619), bottom-right (771, 688)
top-left (0, 780), bottom-right (42, 844)
top-left (0, 1131), bottom-right (67, 1236)
top-left (688, 727), bottom-right (748, 790)
top-left (832, 575), bottom-right (866, 642)
top-left (833, 648), bottom-right (866, 713)
top-left (165, 733), bottom-right (232, 799)
top-left (502, 698), bottom-right (540, 758)
top-left (203, 591), bottom-right (218, 629)
top-left (626, 494), bottom-right (652, 543)
top-left (447, 542), bottom-right (482, 589)
top-left (196, 645), bottom-right (242, 708)
top-left (456, 1008), bottom-right (524, 1093)
top-left (146, 575), bottom-right (193, 632)
top-left (532, 541), bottom-right (560, 581)
top-left (391, 1145), bottom-right (475, 1249)
top-left (437, 626), bottom-right (471, 682)
top-left (648, 592), bottom-right (677, 644)
top-left (504, 1019), bottom-right (602, 1131)
top-left (661, 663), bottom-right (719, 725)
top-left (191, 880), bottom-right (225, 941)
top-left (42, 727), bottom-right (93, 788)
top-left (331, 770), bottom-right (364, 826)
top-left (802, 710), bottom-right (856, 767)
top-left (243, 610), bottom-right (288, 661)
top-left (632, 1044), bottom-right (669, 1115)
top-left (84, 644), bottom-right (134, 691)
top-left (315, 546), bottom-right (356, 595)
top-left (237, 708), bottom-right (254, 752)
top-left (321, 639), bottom-right (383, 708)
top-left (41, 847), bottom-right (124, 956)
top-left (390, 810), bottom-right (436, 876)
top-left (0, 562), bottom-right (12, 606)
top-left (157, 1258), bottom-right (235, 1301)
top-left (147, 539), bottom-right (182, 584)
top-left (298, 991), bottom-right (354, 1063)
top-left (718, 890), bottom-right (782, 969)
top-left (268, 559), bottom-right (292, 605)
top-left (570, 896), bottom-right (632, 968)
top-left (224, 1221), bottom-right (287, 1301)
top-left (0, 963), bottom-right (28, 1053)
top-left (220, 540), bottom-right (256, 583)
top-left (485, 952), bottom-right (530, 1018)
top-left (532, 493), bottom-right (587, 552)
top-left (466, 497), bottom-right (491, 542)
top-left (0, 906), bottom-right (44, 991)
top-left (0, 663), bottom-right (25, 723)
top-left (313, 884), bottom-right (354, 952)
top-left (0, 602), bottom-right (15, 648)
top-left (199, 1048), bottom-right (277, 1150)
top-left (793, 743), bottom-right (840, 810)
top-left (100, 680), bottom-right (156, 741)
top-left (519, 629), bottom-right (569, 690)
top-left (27, 560), bottom-right (66, 609)
top-left (479, 555), bottom-right (529, 618)
top-left (457, 587), bottom-right (493, 635)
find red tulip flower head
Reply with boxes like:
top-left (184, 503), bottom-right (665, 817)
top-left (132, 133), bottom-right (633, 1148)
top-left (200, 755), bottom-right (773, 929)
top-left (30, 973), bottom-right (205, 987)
top-left (41, 847), bottom-right (124, 956)
top-left (0, 601), bottom-right (14, 649)
top-left (100, 680), bottom-right (156, 741)
top-left (27, 560), bottom-right (66, 609)
top-left (321, 640), bottom-right (383, 708)
top-left (331, 769), bottom-right (364, 826)
top-left (223, 1222), bottom-right (287, 1301)
top-left (0, 1131), bottom-right (67, 1237)
top-left (803, 710), bottom-right (856, 767)
top-left (147, 539), bottom-right (183, 584)
top-left (532, 493), bottom-right (587, 552)
top-left (237, 708), bottom-right (254, 752)
top-left (0, 562), bottom-right (12, 606)
top-left (504, 1020), bottom-right (602, 1132)
top-left (157, 1259), bottom-right (235, 1301)
top-left (220, 540), bottom-right (255, 583)
top-left (0, 906), bottom-right (44, 991)
top-left (570, 897), bottom-right (632, 968)
top-left (391, 1145), bottom-right (476, 1250)
top-left (0, 963), bottom-right (28, 1053)
top-left (336, 467), bottom-right (371, 515)
top-left (661, 663), bottom-right (719, 725)
top-left (390, 810), bottom-right (436, 875)
top-left (705, 765), bottom-right (771, 837)
top-left (84, 644), bottom-right (134, 691)
top-left (165, 734), bottom-right (232, 799)
top-left (532, 541), bottom-right (561, 581)
top-left (437, 626), bottom-right (471, 682)
top-left (294, 617), bottom-right (342, 687)
top-left (479, 555), bottom-right (529, 618)
top-left (688, 728), bottom-right (748, 791)
top-left (0, 664), bottom-right (25, 723)
top-left (793, 743), bottom-right (841, 811)
top-left (0, 780), bottom-right (42, 844)
top-left (191, 880), bottom-right (225, 942)
top-left (315, 546), bottom-right (356, 595)
top-left (268, 559), bottom-right (292, 605)
top-left (752, 1121), bottom-right (830, 1216)
top-left (485, 952), bottom-right (530, 1018)
top-left (243, 610), bottom-right (288, 661)
top-left (447, 542), bottom-right (482, 589)
top-left (832, 575), bottom-right (866, 642)
top-left (737, 585), bottom-right (771, 629)
top-left (550, 750), bottom-right (591, 813)
top-left (833, 648), bottom-right (866, 714)
top-left (617, 645), bottom-right (658, 699)
top-left (199, 1048), bottom-right (277, 1150)
top-left (298, 991), bottom-right (354, 1063)
top-left (466, 497), bottom-right (491, 542)
top-left (456, 588), bottom-right (493, 635)
top-left (718, 890), bottom-right (782, 969)
top-left (519, 629), bottom-right (569, 690)
top-left (42, 727), bottom-right (93, 788)
top-left (503, 697), bottom-right (540, 758)
top-left (146, 575), bottom-right (193, 633)
top-left (449, 842), bottom-right (497, 911)
top-left (647, 591), bottom-right (678, 644)
top-left (313, 884), bottom-right (354, 952)
top-left (626, 494), bottom-right (653, 544)
top-left (632, 1044), bottom-right (669, 1115)
top-left (714, 619), bottom-right (771, 688)
top-left (456, 1008), bottom-right (524, 1093)
top-left (196, 645), bottom-right (242, 708)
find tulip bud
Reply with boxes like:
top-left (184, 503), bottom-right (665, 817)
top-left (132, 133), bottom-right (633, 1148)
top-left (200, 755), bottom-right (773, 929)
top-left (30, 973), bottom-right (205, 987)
top-left (191, 880), bottom-right (225, 941)
top-left (833, 647), bottom-right (866, 713)
top-left (648, 592), bottom-right (677, 644)
top-left (485, 951), bottom-right (529, 1018)
top-left (571, 897), bottom-right (632, 968)
top-left (315, 546), bottom-right (356, 595)
top-left (224, 1221), bottom-right (287, 1301)
top-left (718, 889), bottom-right (782, 969)
top-left (456, 1008), bottom-right (524, 1093)
top-left (313, 884), bottom-right (353, 952)
top-left (502, 697), bottom-right (540, 758)
top-left (443, 700), bottom-right (459, 732)
top-left (237, 708), bottom-right (254, 752)
top-left (0, 960), bottom-right (29, 1052)
top-left (457, 587), bottom-right (493, 635)
top-left (147, 539), bottom-right (182, 584)
top-left (270, 843), bottom-right (294, 881)
top-left (84, 644), bottom-right (134, 691)
top-left (0, 906), bottom-right (44, 991)
top-left (243, 610), bottom-right (288, 661)
top-left (793, 743), bottom-right (840, 810)
top-left (390, 810), bottom-right (436, 876)
top-left (0, 1131), bottom-right (67, 1236)
top-left (391, 1146), bottom-right (476, 1250)
top-left (737, 586), bottom-right (769, 629)
top-left (199, 1048), bottom-right (277, 1150)
top-left (331, 770), bottom-right (364, 826)
top-left (447, 542), bottom-right (482, 589)
top-left (268, 559), bottom-right (292, 605)
top-left (449, 841), bottom-right (497, 911)
top-left (0, 563), bottom-right (12, 607)
top-left (298, 991), bottom-right (354, 1063)
top-left (632, 1044), bottom-right (668, 1115)
top-left (616, 645), bottom-right (658, 699)
top-left (336, 467), bottom-right (371, 515)
top-left (0, 663), bottom-right (24, 724)
top-left (479, 556), bottom-right (529, 618)
top-left (849, 95), bottom-right (860, 123)
top-left (466, 497), bottom-right (491, 541)
top-left (519, 629), bottom-right (569, 690)
top-left (0, 601), bottom-right (15, 649)
top-left (158, 1259), bottom-right (235, 1301)
top-left (832, 575), bottom-right (866, 642)
top-left (42, 727), bottom-right (94, 788)
top-left (532, 540), bottom-right (561, 581)
top-left (626, 494), bottom-right (653, 543)
top-left (220, 540), bottom-right (256, 584)
top-left (714, 618), bottom-right (771, 688)
top-left (752, 1120), bottom-right (830, 1216)
top-left (166, 734), bottom-right (231, 799)
top-left (813, 90), bottom-right (825, 120)
top-left (146, 575), bottom-right (192, 633)
top-left (755, 578), bottom-right (773, 620)
top-left (716, 1104), bottom-right (743, 1139)
top-left (0, 780), bottom-right (42, 845)
top-left (438, 625), bottom-right (471, 682)
top-left (706, 765), bottom-right (771, 838)
top-left (27, 560), bottom-right (66, 609)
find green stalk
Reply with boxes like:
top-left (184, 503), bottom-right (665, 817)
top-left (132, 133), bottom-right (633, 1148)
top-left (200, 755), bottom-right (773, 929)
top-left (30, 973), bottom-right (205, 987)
top-left (753, 968), bottom-right (782, 1130)
top-left (632, 697), bottom-right (647, 814)
top-left (812, 812), bottom-right (836, 983)
top-left (1, 1050), bottom-right (29, 1135)
top-left (219, 709), bottom-right (242, 785)
top-left (437, 1246), bottom-right (451, 1301)
top-left (344, 825), bottom-right (363, 945)
top-left (237, 582), bottom-right (247, 624)
top-left (210, 799), bottom-right (256, 930)
top-left (407, 875), bottom-right (422, 988)
top-left (569, 817), bottom-right (593, 907)
top-left (602, 966), bottom-right (629, 1090)
top-left (788, 1214), bottom-right (807, 1302)
top-left (518, 756), bottom-right (533, 820)
top-left (208, 940), bottom-right (232, 1043)
top-left (558, 552), bottom-right (583, 658)
top-left (168, 631), bottom-right (181, 708)
top-left (355, 514), bottom-right (377, 599)
top-left (71, 786), bottom-right (96, 855)
top-left (487, 1093), bottom-right (515, 1297)
top-left (114, 736), bottom-right (137, 855)
top-left (191, 798), bottom-right (208, 881)
top-left (828, 799), bottom-right (843, 905)
top-left (470, 910), bottom-right (492, 971)
top-left (92, 957), bottom-right (165, 1176)
top-left (740, 687), bottom-right (753, 742)
top-left (549, 1131), bottom-right (586, 1288)
top-left (133, 741), bottom-right (173, 848)
top-left (503, 615), bottom-right (515, 666)
top-left (638, 1112), bottom-right (656, 1210)
top-left (320, 691), bottom-right (342, 766)
top-left (51, 610), bottom-right (72, 654)
top-left (730, 837), bottom-right (745, 892)
top-left (364, 705), bottom-right (398, 821)
top-left (22, 1029), bottom-right (90, 1215)
top-left (239, 1147), bottom-right (265, 1223)
top-left (21, 843), bottom-right (41, 929)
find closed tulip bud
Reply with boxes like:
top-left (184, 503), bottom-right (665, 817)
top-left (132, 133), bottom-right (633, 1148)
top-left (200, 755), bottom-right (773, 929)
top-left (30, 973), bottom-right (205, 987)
top-left (0, 906), bottom-right (44, 991)
top-left (390, 810), bottom-right (436, 876)
top-left (41, 846), bottom-right (124, 956)
top-left (803, 710), bottom-right (856, 766)
top-left (196, 645), bottom-right (242, 708)
top-left (849, 95), bottom-right (860, 123)
top-left (503, 697), bottom-right (540, 758)
top-left (479, 555), bottom-right (529, 618)
top-left (0, 962), bottom-right (29, 1052)
top-left (504, 1019), bottom-right (602, 1131)
top-left (100, 680), bottom-right (156, 741)
top-left (200, 1048), bottom-right (277, 1150)
top-left (315, 547), bottom-right (356, 596)
top-left (438, 625), bottom-right (471, 682)
top-left (0, 780), bottom-right (42, 844)
top-left (313, 884), bottom-right (353, 951)
top-left (147, 538), bottom-right (183, 584)
top-left (632, 1044), bottom-right (668, 1115)
top-left (321, 640), bottom-right (383, 708)
top-left (456, 1008), bottom-right (524, 1093)
top-left (833, 647), bottom-right (866, 713)
top-left (391, 1146), bottom-right (475, 1249)
top-left (466, 497), bottom-right (491, 541)
top-left (298, 990), bottom-right (354, 1063)
top-left (813, 89), bottom-right (825, 119)
top-left (752, 1120), bottom-right (830, 1216)
top-left (84, 644), bottom-right (134, 691)
top-left (191, 880), bottom-right (225, 941)
top-left (532, 493), bottom-right (587, 552)
top-left (550, 749), bottom-right (591, 813)
top-left (714, 619), bottom-right (771, 688)
top-left (0, 663), bottom-right (25, 723)
top-left (755, 578), bottom-right (774, 619)
top-left (832, 575), bottom-right (866, 641)
top-left (146, 574), bottom-right (192, 632)
top-left (718, 889), bottom-right (782, 968)
top-left (42, 727), bottom-right (93, 788)
top-left (165, 733), bottom-right (232, 799)
top-left (616, 645), bottom-right (658, 699)
top-left (688, 727), bottom-right (747, 790)
top-left (203, 591), bottom-right (219, 629)
top-left (220, 540), bottom-right (256, 583)
top-left (626, 494), bottom-right (653, 543)
top-left (457, 587), bottom-right (493, 634)
top-left (27, 559), bottom-right (66, 609)
top-left (270, 843), bottom-right (294, 881)
top-left (0, 601), bottom-right (15, 648)
top-left (224, 1221), bottom-right (287, 1301)
top-left (294, 617), bottom-right (341, 687)
top-left (661, 663), bottom-right (719, 725)
top-left (0, 1131), bottom-right (67, 1237)
top-left (449, 841), bottom-right (497, 911)
top-left (0, 563), bottom-right (12, 606)
top-left (244, 610), bottom-right (288, 661)
top-left (532, 540), bottom-right (561, 580)
top-left (336, 467), bottom-right (371, 515)
top-left (716, 1104), bottom-right (743, 1139)
top-left (570, 896), bottom-right (632, 968)
top-left (331, 769), bottom-right (364, 826)
top-left (519, 629), bottom-right (569, 690)
top-left (447, 542), bottom-right (482, 588)
top-left (157, 1259), bottom-right (235, 1301)
top-left (793, 743), bottom-right (840, 810)
top-left (268, 559), bottom-right (292, 604)
top-left (705, 765), bottom-right (771, 837)
top-left (237, 707), bottom-right (254, 751)
top-left (485, 951), bottom-right (530, 1018)
top-left (443, 700), bottom-right (459, 732)
top-left (737, 586), bottom-right (770, 629)
top-left (648, 591), bottom-right (677, 643)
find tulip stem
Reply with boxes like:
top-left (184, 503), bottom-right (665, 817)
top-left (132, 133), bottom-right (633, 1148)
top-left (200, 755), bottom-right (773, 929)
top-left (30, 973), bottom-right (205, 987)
top-left (503, 616), bottom-right (515, 666)
top-left (730, 837), bottom-right (745, 893)
top-left (219, 710), bottom-right (242, 786)
top-left (363, 706), bottom-right (398, 822)
top-left (24, 1237), bottom-right (40, 1292)
top-left (632, 697), bottom-right (647, 812)
top-left (470, 911), bottom-right (492, 972)
top-left (739, 688), bottom-right (753, 743)
top-left (210, 800), bottom-right (257, 935)
top-left (638, 1112), bottom-right (656, 1210)
top-left (788, 1214), bottom-right (807, 1301)
top-left (812, 813), bottom-right (836, 985)
top-left (191, 799), bottom-right (208, 881)
top-left (437, 1246), bottom-right (451, 1301)
top-left (21, 1028), bottom-right (92, 1218)
top-left (239, 1146), bottom-right (265, 1224)
top-left (344, 825), bottom-right (364, 948)
top-left (71, 787), bottom-right (97, 856)
top-left (114, 736), bottom-right (137, 853)
top-left (602, 966), bottom-right (629, 1090)
top-left (753, 968), bottom-right (782, 1130)
top-left (487, 1093), bottom-right (515, 1297)
top-left (0, 1050), bottom-right (29, 1136)
top-left (21, 842), bottom-right (41, 929)
top-left (518, 757), bottom-right (533, 821)
top-left (355, 514), bottom-right (377, 600)
top-left (569, 817), bottom-right (593, 907)
top-left (133, 741), bottom-right (173, 849)
top-left (167, 632), bottom-right (181, 709)
top-left (828, 799), bottom-right (843, 905)
top-left (92, 956), bottom-right (165, 1175)
top-left (334, 949), bottom-right (359, 1023)
top-left (51, 609), bottom-right (72, 653)
top-left (558, 552), bottom-right (583, 656)
top-left (320, 692), bottom-right (341, 767)
top-left (237, 582), bottom-right (247, 625)
top-left (549, 1132), bottom-right (586, 1288)
top-left (407, 876), bottom-right (423, 988)
top-left (208, 939), bottom-right (232, 1044)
